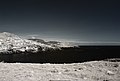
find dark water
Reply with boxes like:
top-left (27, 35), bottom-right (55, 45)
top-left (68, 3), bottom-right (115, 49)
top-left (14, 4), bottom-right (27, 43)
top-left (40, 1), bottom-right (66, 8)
top-left (0, 46), bottom-right (120, 63)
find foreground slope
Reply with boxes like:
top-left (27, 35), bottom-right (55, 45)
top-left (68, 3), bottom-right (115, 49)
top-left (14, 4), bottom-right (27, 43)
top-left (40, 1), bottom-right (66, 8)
top-left (0, 60), bottom-right (120, 81)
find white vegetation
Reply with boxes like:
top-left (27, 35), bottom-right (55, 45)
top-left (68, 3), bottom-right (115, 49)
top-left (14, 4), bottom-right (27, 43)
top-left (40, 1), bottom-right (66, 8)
top-left (0, 32), bottom-right (58, 53)
top-left (0, 32), bottom-right (79, 53)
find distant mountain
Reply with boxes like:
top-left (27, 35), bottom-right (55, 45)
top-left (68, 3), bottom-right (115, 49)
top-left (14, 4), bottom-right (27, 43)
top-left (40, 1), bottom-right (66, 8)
top-left (28, 39), bottom-right (45, 44)
top-left (28, 39), bottom-right (61, 47)
top-left (0, 32), bottom-right (58, 53)
top-left (28, 39), bottom-right (76, 47)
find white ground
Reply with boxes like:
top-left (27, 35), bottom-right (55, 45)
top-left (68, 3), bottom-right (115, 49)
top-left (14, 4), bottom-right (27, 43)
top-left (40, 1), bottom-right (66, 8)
top-left (0, 61), bottom-right (120, 81)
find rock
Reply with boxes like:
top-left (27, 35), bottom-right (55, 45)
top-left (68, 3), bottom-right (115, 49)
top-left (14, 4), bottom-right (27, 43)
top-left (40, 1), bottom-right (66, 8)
top-left (103, 80), bottom-right (109, 81)
top-left (51, 69), bottom-right (59, 73)
top-left (113, 64), bottom-right (119, 68)
top-left (74, 69), bottom-right (77, 71)
top-left (78, 67), bottom-right (83, 70)
top-left (106, 70), bottom-right (115, 75)
top-left (64, 69), bottom-right (70, 72)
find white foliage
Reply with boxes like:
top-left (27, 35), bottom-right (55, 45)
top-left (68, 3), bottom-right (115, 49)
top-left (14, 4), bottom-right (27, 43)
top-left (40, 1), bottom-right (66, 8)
top-left (0, 32), bottom-right (57, 53)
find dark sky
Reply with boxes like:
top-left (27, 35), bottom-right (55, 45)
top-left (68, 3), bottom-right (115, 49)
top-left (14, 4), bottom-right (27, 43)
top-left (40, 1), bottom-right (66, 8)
top-left (0, 0), bottom-right (120, 42)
